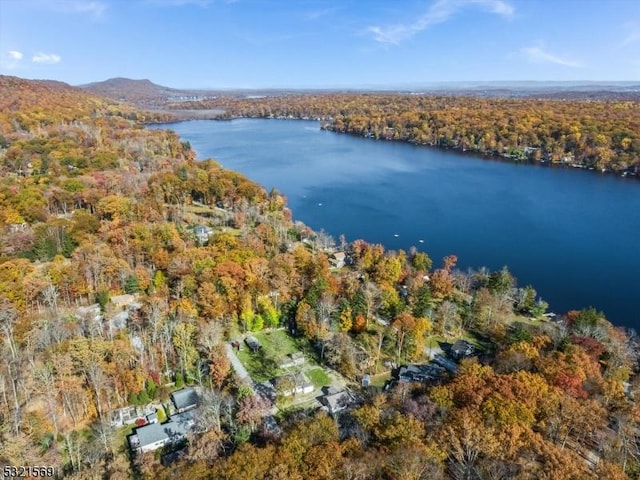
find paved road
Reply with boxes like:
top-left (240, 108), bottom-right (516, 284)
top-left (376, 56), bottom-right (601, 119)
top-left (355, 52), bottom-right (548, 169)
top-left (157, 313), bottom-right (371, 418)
top-left (225, 343), bottom-right (250, 380)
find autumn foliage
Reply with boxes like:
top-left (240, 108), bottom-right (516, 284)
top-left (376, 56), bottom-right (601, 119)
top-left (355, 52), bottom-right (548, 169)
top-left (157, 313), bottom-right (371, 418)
top-left (1, 76), bottom-right (639, 479)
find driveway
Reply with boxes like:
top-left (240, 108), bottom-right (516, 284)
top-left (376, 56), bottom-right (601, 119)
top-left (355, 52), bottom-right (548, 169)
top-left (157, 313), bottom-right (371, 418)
top-left (225, 342), bottom-right (250, 380)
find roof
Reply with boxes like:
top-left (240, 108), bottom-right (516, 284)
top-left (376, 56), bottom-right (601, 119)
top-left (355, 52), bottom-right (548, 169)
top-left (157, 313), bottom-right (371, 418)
top-left (171, 388), bottom-right (199, 411)
top-left (452, 339), bottom-right (473, 350)
top-left (451, 340), bottom-right (475, 358)
top-left (398, 364), bottom-right (445, 383)
top-left (245, 336), bottom-right (261, 350)
top-left (131, 412), bottom-right (195, 449)
top-left (321, 389), bottom-right (354, 413)
top-left (110, 294), bottom-right (135, 308)
top-left (170, 411), bottom-right (195, 431)
top-left (133, 422), bottom-right (167, 448)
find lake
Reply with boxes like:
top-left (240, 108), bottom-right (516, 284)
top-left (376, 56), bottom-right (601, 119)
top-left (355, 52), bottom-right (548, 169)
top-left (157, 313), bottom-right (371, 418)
top-left (150, 119), bottom-right (640, 330)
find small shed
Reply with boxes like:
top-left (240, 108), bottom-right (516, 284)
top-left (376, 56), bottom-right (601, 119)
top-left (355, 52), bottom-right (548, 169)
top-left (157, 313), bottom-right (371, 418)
top-left (146, 411), bottom-right (158, 424)
top-left (278, 351), bottom-right (305, 369)
top-left (245, 336), bottom-right (262, 352)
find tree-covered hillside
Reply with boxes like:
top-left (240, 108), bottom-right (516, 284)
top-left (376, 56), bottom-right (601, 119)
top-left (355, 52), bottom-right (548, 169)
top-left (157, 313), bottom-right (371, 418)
top-left (1, 76), bottom-right (638, 479)
top-left (179, 93), bottom-right (640, 174)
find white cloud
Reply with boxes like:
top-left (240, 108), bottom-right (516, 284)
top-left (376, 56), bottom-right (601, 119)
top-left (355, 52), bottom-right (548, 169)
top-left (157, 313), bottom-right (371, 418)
top-left (367, 0), bottom-right (514, 45)
top-left (306, 7), bottom-right (340, 21)
top-left (522, 46), bottom-right (583, 68)
top-left (72, 1), bottom-right (107, 17)
top-left (1, 51), bottom-right (22, 71)
top-left (32, 52), bottom-right (62, 64)
top-left (19, 0), bottom-right (107, 18)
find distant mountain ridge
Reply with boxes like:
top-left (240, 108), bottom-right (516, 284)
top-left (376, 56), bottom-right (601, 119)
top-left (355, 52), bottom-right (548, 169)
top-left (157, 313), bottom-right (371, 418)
top-left (78, 77), bottom-right (640, 107)
top-left (79, 77), bottom-right (201, 106)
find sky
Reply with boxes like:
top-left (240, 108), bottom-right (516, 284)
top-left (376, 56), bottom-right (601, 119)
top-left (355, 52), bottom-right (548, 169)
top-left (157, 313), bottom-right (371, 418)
top-left (1, 0), bottom-right (639, 89)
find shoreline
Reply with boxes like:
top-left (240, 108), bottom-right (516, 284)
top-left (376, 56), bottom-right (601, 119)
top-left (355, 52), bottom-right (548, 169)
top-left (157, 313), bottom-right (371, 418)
top-left (149, 115), bottom-right (640, 182)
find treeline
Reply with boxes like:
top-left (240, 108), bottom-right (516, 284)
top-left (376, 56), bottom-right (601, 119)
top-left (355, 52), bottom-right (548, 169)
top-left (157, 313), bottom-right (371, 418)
top-left (1, 76), bottom-right (639, 479)
top-left (176, 93), bottom-right (640, 173)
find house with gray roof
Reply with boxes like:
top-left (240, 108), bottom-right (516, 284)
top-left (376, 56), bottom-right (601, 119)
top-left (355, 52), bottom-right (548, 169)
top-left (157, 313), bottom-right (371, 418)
top-left (397, 364), bottom-right (445, 384)
top-left (451, 339), bottom-right (476, 360)
top-left (171, 387), bottom-right (199, 413)
top-left (127, 412), bottom-right (195, 453)
top-left (319, 387), bottom-right (356, 417)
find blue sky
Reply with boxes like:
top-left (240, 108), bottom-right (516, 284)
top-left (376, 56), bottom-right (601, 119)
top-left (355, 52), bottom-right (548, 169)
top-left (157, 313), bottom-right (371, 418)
top-left (1, 0), bottom-right (639, 88)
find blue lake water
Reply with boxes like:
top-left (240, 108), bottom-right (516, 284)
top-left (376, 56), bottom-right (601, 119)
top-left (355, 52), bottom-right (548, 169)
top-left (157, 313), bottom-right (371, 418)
top-left (150, 119), bottom-right (640, 330)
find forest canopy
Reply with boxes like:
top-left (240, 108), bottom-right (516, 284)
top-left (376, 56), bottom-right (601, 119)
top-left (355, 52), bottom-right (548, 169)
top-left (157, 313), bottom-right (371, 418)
top-left (1, 75), bottom-right (639, 479)
top-left (176, 93), bottom-right (640, 173)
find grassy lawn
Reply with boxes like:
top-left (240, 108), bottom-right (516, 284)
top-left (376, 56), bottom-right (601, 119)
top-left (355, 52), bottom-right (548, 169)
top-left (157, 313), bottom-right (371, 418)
top-left (369, 371), bottom-right (392, 388)
top-left (505, 313), bottom-right (546, 326)
top-left (256, 330), bottom-right (304, 356)
top-left (426, 335), bottom-right (445, 349)
top-left (115, 424), bottom-right (136, 454)
top-left (306, 367), bottom-right (330, 388)
top-left (236, 330), bottom-right (309, 382)
top-left (237, 349), bottom-right (279, 382)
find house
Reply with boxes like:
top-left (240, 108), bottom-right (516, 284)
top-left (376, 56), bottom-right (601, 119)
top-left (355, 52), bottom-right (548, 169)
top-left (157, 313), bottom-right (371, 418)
top-left (450, 340), bottom-right (476, 361)
top-left (110, 294), bottom-right (136, 309)
top-left (361, 374), bottom-right (371, 387)
top-left (432, 354), bottom-right (459, 374)
top-left (193, 225), bottom-right (213, 245)
top-left (127, 411), bottom-right (195, 453)
top-left (171, 387), bottom-right (199, 413)
top-left (397, 364), bottom-right (445, 383)
top-left (319, 387), bottom-right (356, 416)
top-left (245, 336), bottom-right (262, 352)
top-left (275, 372), bottom-right (314, 397)
top-left (329, 251), bottom-right (346, 268)
top-left (399, 363), bottom-right (445, 382)
top-left (278, 351), bottom-right (305, 369)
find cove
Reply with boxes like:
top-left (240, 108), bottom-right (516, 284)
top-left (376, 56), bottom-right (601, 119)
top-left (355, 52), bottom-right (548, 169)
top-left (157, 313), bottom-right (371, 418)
top-left (150, 119), bottom-right (640, 330)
